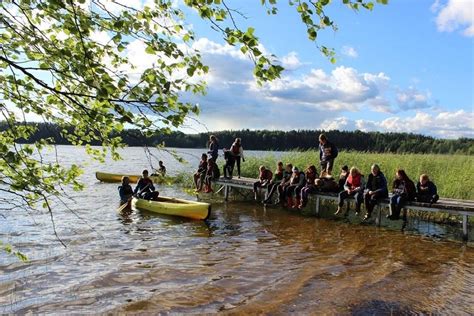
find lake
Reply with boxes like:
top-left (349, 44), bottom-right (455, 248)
top-left (0, 146), bottom-right (473, 314)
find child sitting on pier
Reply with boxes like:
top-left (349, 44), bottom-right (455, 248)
top-left (416, 174), bottom-right (439, 204)
top-left (388, 169), bottom-right (416, 220)
top-left (284, 167), bottom-right (306, 208)
top-left (204, 158), bottom-right (220, 193)
top-left (297, 165), bottom-right (318, 209)
top-left (193, 153), bottom-right (208, 192)
top-left (253, 165), bottom-right (273, 201)
top-left (363, 164), bottom-right (388, 221)
top-left (263, 161), bottom-right (284, 203)
top-left (266, 163), bottom-right (293, 204)
top-left (338, 165), bottom-right (349, 191)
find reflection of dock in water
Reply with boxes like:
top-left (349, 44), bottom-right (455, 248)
top-left (212, 176), bottom-right (474, 241)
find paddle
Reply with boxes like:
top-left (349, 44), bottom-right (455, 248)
top-left (117, 183), bottom-right (150, 212)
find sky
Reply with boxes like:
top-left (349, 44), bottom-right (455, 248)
top-left (174, 0), bottom-right (473, 138)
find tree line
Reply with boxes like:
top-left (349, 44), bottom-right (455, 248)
top-left (3, 122), bottom-right (472, 155)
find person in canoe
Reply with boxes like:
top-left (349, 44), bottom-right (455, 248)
top-left (193, 153), bottom-right (208, 192)
top-left (203, 158), bottom-right (220, 193)
top-left (118, 176), bottom-right (134, 204)
top-left (253, 165), bottom-right (273, 201)
top-left (416, 174), bottom-right (439, 205)
top-left (134, 169), bottom-right (159, 200)
top-left (318, 133), bottom-right (338, 176)
top-left (208, 135), bottom-right (219, 162)
top-left (158, 160), bottom-right (166, 176)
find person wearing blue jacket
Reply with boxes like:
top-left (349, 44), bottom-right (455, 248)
top-left (363, 164), bottom-right (388, 221)
top-left (416, 174), bottom-right (439, 204)
top-left (318, 134), bottom-right (338, 176)
top-left (208, 135), bottom-right (219, 162)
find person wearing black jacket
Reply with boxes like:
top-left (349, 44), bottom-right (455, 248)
top-left (318, 134), bottom-right (338, 176)
top-left (416, 174), bottom-right (439, 204)
top-left (363, 164), bottom-right (388, 221)
top-left (388, 169), bottom-right (416, 220)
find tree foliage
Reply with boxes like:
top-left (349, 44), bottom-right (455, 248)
top-left (0, 0), bottom-right (384, 217)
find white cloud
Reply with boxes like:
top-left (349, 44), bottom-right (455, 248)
top-left (433, 0), bottom-right (474, 36)
top-left (341, 46), bottom-right (358, 58)
top-left (396, 87), bottom-right (432, 110)
top-left (280, 51), bottom-right (303, 70)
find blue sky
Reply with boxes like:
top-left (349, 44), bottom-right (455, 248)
top-left (177, 0), bottom-right (473, 138)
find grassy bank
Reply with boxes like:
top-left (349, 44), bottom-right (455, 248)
top-left (222, 150), bottom-right (473, 200)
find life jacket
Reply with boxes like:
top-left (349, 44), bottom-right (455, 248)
top-left (347, 173), bottom-right (362, 190)
top-left (231, 143), bottom-right (241, 155)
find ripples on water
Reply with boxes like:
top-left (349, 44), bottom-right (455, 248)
top-left (0, 146), bottom-right (473, 314)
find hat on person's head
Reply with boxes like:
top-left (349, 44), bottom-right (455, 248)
top-left (292, 167), bottom-right (299, 172)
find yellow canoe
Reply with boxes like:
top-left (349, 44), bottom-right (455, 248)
top-left (131, 196), bottom-right (211, 220)
top-left (96, 171), bottom-right (162, 184)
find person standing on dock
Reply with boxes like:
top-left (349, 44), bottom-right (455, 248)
top-left (208, 135), bottom-right (219, 162)
top-left (230, 138), bottom-right (245, 178)
top-left (318, 134), bottom-right (338, 176)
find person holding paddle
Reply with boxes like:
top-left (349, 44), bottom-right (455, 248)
top-left (118, 176), bottom-right (133, 204)
top-left (134, 169), bottom-right (159, 200)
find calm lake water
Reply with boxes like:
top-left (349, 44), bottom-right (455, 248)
top-left (0, 146), bottom-right (473, 314)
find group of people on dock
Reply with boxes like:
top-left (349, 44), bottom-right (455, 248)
top-left (194, 133), bottom-right (440, 222)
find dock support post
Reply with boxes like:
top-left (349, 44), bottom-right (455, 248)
top-left (224, 185), bottom-right (229, 201)
top-left (375, 205), bottom-right (382, 227)
top-left (315, 196), bottom-right (320, 217)
top-left (462, 215), bottom-right (468, 241)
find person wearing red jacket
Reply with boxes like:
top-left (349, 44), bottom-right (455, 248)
top-left (335, 167), bottom-right (364, 216)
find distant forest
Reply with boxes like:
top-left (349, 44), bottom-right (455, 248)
top-left (2, 122), bottom-right (473, 154)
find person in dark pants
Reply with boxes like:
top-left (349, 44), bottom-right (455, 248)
top-left (118, 176), bottom-right (134, 204)
top-left (207, 135), bottom-right (219, 162)
top-left (253, 165), bottom-right (273, 201)
top-left (297, 165), bottom-right (318, 209)
top-left (230, 138), bottom-right (245, 178)
top-left (388, 169), bottom-right (416, 220)
top-left (338, 165), bottom-right (349, 191)
top-left (193, 153), bottom-right (208, 192)
top-left (335, 167), bottom-right (364, 216)
top-left (266, 163), bottom-right (292, 204)
top-left (416, 174), bottom-right (439, 204)
top-left (134, 169), bottom-right (159, 200)
top-left (204, 158), bottom-right (220, 193)
top-left (363, 164), bottom-right (388, 221)
top-left (223, 149), bottom-right (235, 179)
top-left (263, 161), bottom-right (284, 203)
top-left (285, 167), bottom-right (306, 208)
top-left (318, 133), bottom-right (338, 176)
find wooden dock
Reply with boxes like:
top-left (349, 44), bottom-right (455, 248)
top-left (213, 177), bottom-right (474, 241)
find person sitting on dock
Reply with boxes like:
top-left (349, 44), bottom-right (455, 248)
top-left (318, 133), bottom-right (338, 176)
top-left (134, 169), bottom-right (159, 200)
top-left (338, 165), bottom-right (349, 191)
top-left (335, 167), bottom-right (364, 216)
top-left (314, 176), bottom-right (339, 193)
top-left (267, 163), bottom-right (293, 205)
top-left (263, 161), bottom-right (284, 203)
top-left (362, 164), bottom-right (388, 221)
top-left (193, 153), bottom-right (208, 192)
top-left (416, 174), bottom-right (439, 205)
top-left (208, 135), bottom-right (219, 162)
top-left (223, 148), bottom-right (235, 179)
top-left (253, 165), bottom-right (273, 201)
top-left (285, 167), bottom-right (306, 208)
top-left (388, 169), bottom-right (416, 221)
top-left (118, 176), bottom-right (134, 204)
top-left (204, 158), bottom-right (220, 193)
top-left (230, 138), bottom-right (245, 178)
top-left (298, 165), bottom-right (318, 209)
